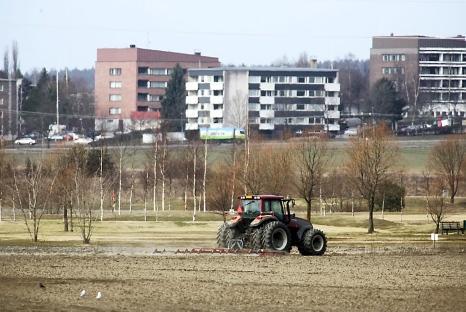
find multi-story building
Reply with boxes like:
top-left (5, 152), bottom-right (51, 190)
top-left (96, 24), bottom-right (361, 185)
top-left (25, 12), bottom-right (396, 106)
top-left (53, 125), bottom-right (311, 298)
top-left (95, 45), bottom-right (220, 132)
top-left (0, 78), bottom-right (18, 139)
top-left (185, 67), bottom-right (340, 136)
top-left (370, 35), bottom-right (466, 117)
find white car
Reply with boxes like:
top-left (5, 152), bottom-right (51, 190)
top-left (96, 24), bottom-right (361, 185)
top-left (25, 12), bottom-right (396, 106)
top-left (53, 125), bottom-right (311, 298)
top-left (14, 137), bottom-right (37, 145)
top-left (73, 137), bottom-right (93, 145)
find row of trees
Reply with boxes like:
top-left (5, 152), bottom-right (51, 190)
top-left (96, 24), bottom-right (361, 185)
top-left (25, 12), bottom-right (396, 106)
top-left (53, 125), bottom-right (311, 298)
top-left (0, 126), bottom-right (464, 242)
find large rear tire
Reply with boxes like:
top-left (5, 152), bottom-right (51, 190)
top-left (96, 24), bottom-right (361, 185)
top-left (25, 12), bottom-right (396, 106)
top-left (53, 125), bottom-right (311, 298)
top-left (216, 223), bottom-right (228, 247)
top-left (225, 226), bottom-right (242, 249)
top-left (298, 229), bottom-right (327, 256)
top-left (261, 221), bottom-right (292, 252)
top-left (251, 227), bottom-right (263, 250)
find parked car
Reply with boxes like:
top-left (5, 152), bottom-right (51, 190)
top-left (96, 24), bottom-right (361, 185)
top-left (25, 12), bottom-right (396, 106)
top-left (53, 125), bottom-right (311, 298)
top-left (48, 134), bottom-right (64, 141)
top-left (73, 137), bottom-right (93, 145)
top-left (14, 137), bottom-right (37, 145)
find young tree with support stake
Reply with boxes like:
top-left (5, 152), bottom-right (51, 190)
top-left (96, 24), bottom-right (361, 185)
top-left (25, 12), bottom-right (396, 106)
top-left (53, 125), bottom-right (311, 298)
top-left (345, 125), bottom-right (398, 234)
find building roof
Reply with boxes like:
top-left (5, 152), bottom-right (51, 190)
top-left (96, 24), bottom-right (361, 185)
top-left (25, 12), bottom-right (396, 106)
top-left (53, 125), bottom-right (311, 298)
top-left (97, 46), bottom-right (220, 63)
top-left (188, 66), bottom-right (338, 73)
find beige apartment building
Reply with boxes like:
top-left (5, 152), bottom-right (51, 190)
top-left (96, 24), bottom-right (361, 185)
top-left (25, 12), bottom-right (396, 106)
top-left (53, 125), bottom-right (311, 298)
top-left (94, 45), bottom-right (220, 132)
top-left (370, 35), bottom-right (466, 117)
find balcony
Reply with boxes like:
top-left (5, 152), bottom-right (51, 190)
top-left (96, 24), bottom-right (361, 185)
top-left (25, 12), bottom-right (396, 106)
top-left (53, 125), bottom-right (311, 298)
top-left (186, 82), bottom-right (198, 91)
top-left (259, 110), bottom-right (274, 118)
top-left (326, 124), bottom-right (340, 131)
top-left (211, 110), bottom-right (223, 118)
top-left (259, 96), bottom-right (274, 104)
top-left (324, 83), bottom-right (340, 92)
top-left (259, 123), bottom-right (275, 130)
top-left (260, 82), bottom-right (275, 91)
top-left (186, 96), bottom-right (199, 105)
top-left (185, 123), bottom-right (198, 130)
top-left (324, 110), bottom-right (340, 119)
top-left (186, 109), bottom-right (198, 118)
top-left (210, 82), bottom-right (223, 90)
top-left (325, 97), bottom-right (340, 105)
top-left (211, 96), bottom-right (223, 104)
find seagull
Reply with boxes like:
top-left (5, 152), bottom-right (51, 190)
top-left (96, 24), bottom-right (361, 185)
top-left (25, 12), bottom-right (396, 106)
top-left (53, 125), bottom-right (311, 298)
top-left (96, 291), bottom-right (102, 299)
top-left (80, 290), bottom-right (86, 298)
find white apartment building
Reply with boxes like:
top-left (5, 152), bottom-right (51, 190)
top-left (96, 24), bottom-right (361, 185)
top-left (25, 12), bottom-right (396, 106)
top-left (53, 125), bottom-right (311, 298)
top-left (185, 67), bottom-right (340, 136)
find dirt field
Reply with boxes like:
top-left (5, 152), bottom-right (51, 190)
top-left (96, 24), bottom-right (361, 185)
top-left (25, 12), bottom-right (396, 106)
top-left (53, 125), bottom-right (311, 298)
top-left (1, 248), bottom-right (465, 312)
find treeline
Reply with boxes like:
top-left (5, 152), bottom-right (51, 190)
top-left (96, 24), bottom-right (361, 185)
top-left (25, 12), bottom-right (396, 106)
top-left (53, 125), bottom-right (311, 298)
top-left (1, 127), bottom-right (464, 243)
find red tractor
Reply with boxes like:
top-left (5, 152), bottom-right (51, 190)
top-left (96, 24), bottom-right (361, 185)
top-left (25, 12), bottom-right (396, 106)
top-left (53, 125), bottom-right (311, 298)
top-left (217, 195), bottom-right (327, 256)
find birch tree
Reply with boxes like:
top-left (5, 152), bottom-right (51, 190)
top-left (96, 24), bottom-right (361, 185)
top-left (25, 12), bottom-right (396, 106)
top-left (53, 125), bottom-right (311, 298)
top-left (13, 158), bottom-right (58, 242)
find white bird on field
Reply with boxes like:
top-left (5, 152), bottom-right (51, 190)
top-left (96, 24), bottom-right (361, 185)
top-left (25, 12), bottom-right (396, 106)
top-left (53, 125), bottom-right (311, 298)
top-left (80, 290), bottom-right (86, 298)
top-left (96, 291), bottom-right (102, 299)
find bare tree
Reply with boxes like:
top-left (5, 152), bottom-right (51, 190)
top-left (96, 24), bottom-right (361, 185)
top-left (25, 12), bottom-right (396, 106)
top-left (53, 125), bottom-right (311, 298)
top-left (13, 158), bottom-right (58, 242)
top-left (160, 137), bottom-right (167, 212)
top-left (11, 41), bottom-right (18, 79)
top-left (293, 137), bottom-right (329, 221)
top-left (428, 136), bottom-right (466, 204)
top-left (345, 125), bottom-right (398, 233)
top-left (116, 140), bottom-right (127, 215)
top-left (423, 172), bottom-right (448, 234)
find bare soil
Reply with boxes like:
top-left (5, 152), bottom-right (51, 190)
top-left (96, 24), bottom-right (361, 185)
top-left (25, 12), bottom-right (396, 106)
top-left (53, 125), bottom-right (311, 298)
top-left (1, 247), bottom-right (465, 311)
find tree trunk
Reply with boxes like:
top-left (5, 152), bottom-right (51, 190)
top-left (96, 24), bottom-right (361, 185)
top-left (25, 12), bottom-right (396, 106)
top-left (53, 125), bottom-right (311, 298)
top-left (153, 140), bottom-right (158, 213)
top-left (63, 203), bottom-right (68, 232)
top-left (99, 146), bottom-right (104, 222)
top-left (118, 152), bottom-right (122, 216)
top-left (0, 197), bottom-right (2, 222)
top-left (368, 198), bottom-right (375, 234)
top-left (129, 178), bottom-right (134, 213)
top-left (435, 221), bottom-right (440, 234)
top-left (203, 138), bottom-right (207, 213)
top-left (69, 199), bottom-right (73, 232)
top-left (450, 194), bottom-right (455, 204)
top-left (306, 200), bottom-right (312, 222)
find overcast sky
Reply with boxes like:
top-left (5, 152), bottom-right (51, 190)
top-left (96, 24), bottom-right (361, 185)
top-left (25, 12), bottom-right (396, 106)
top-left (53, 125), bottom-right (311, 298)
top-left (1, 0), bottom-right (465, 72)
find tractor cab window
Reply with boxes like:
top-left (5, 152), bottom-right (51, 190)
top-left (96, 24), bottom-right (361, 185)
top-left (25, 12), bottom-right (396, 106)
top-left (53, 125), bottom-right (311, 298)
top-left (241, 200), bottom-right (260, 217)
top-left (264, 200), bottom-right (284, 221)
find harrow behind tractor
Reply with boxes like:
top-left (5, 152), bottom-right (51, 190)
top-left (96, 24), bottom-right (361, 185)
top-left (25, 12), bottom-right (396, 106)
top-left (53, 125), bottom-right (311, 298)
top-left (217, 195), bottom-right (327, 256)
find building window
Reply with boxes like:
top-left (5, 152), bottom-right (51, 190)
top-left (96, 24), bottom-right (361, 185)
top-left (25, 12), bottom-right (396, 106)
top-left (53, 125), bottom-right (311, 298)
top-left (260, 118), bottom-right (272, 124)
top-left (260, 76), bottom-right (271, 83)
top-left (443, 67), bottom-right (460, 75)
top-left (149, 81), bottom-right (167, 88)
top-left (0, 98), bottom-right (3, 105)
top-left (0, 85), bottom-right (3, 92)
top-left (167, 69), bottom-right (174, 75)
top-left (109, 68), bottom-right (122, 76)
top-left (298, 77), bottom-right (306, 83)
top-left (213, 75), bottom-right (223, 82)
top-left (382, 54), bottom-right (406, 62)
top-left (110, 81), bottom-right (122, 89)
top-left (198, 89), bottom-right (211, 96)
top-left (260, 104), bottom-right (272, 110)
top-left (297, 90), bottom-right (305, 97)
top-left (148, 94), bottom-right (160, 102)
top-left (109, 107), bottom-right (121, 115)
top-left (296, 104), bottom-right (305, 110)
top-left (149, 68), bottom-right (166, 75)
top-left (443, 54), bottom-right (461, 62)
top-left (382, 67), bottom-right (404, 75)
top-left (213, 90), bottom-right (223, 96)
top-left (109, 94), bottom-right (122, 101)
top-left (213, 118), bottom-right (223, 124)
top-left (213, 104), bottom-right (223, 110)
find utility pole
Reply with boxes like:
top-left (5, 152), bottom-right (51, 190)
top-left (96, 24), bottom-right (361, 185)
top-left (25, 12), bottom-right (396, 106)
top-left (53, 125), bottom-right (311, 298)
top-left (56, 72), bottom-right (59, 126)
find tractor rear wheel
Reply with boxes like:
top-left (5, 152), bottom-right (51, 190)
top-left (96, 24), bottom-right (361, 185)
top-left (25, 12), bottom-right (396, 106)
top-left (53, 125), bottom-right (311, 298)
top-left (250, 227), bottom-right (263, 250)
top-left (298, 229), bottom-right (327, 256)
top-left (261, 221), bottom-right (292, 252)
top-left (225, 226), bottom-right (242, 249)
top-left (216, 223), bottom-right (228, 247)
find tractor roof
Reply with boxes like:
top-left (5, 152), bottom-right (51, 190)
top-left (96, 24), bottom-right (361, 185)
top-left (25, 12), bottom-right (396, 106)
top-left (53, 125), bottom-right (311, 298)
top-left (239, 195), bottom-right (285, 200)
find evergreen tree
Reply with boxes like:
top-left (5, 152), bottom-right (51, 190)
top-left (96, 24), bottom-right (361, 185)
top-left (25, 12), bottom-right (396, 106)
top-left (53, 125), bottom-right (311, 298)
top-left (161, 64), bottom-right (186, 132)
top-left (370, 78), bottom-right (404, 116)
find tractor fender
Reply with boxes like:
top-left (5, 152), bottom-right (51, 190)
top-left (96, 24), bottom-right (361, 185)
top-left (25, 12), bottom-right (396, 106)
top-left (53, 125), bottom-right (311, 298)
top-left (249, 215), bottom-right (278, 228)
top-left (293, 218), bottom-right (314, 241)
top-left (227, 216), bottom-right (242, 228)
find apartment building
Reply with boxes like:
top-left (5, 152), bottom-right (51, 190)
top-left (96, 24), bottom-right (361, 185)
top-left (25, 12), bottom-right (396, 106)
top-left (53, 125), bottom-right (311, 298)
top-left (185, 67), bottom-right (340, 136)
top-left (95, 45), bottom-right (220, 132)
top-left (370, 35), bottom-right (466, 117)
top-left (0, 78), bottom-right (18, 139)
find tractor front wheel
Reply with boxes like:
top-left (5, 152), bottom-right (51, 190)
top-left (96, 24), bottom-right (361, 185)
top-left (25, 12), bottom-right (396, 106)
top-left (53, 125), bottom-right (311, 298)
top-left (261, 221), bottom-right (292, 252)
top-left (298, 229), bottom-right (327, 256)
